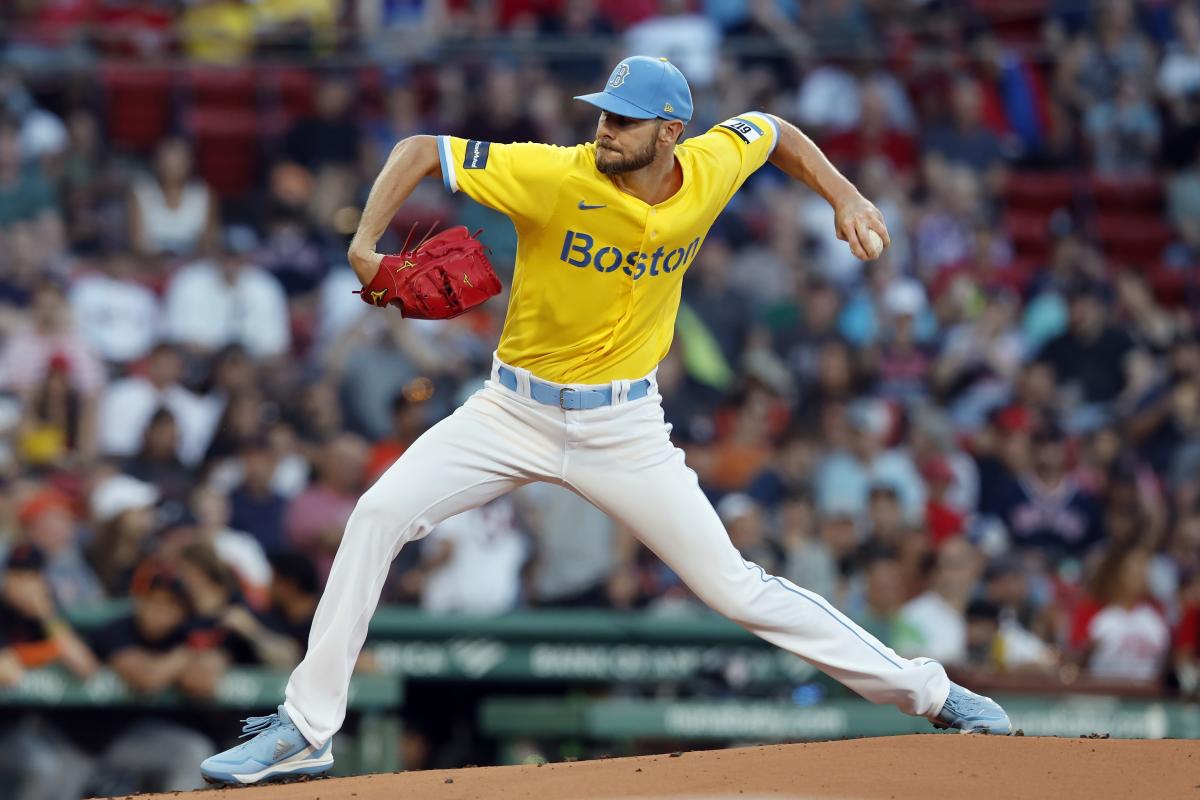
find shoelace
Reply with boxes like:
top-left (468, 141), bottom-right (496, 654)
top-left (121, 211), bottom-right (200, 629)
top-left (239, 713), bottom-right (282, 739)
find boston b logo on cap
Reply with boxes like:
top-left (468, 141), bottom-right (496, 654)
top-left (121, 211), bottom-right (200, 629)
top-left (575, 56), bottom-right (693, 124)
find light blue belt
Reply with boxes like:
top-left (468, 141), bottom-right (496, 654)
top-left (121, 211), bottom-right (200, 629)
top-left (496, 366), bottom-right (650, 410)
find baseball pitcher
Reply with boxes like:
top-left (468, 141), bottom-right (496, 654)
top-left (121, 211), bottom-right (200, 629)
top-left (201, 56), bottom-right (1010, 786)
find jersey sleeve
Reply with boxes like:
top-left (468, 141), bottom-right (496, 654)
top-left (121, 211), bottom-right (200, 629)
top-left (686, 111), bottom-right (780, 200)
top-left (437, 136), bottom-right (570, 227)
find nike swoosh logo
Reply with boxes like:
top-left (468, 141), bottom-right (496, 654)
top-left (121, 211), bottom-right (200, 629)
top-left (578, 201), bottom-right (606, 210)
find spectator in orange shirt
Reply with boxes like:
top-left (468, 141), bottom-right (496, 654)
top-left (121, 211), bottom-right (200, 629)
top-left (0, 543), bottom-right (98, 677)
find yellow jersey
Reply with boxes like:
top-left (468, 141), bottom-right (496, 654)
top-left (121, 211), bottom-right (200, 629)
top-left (437, 111), bottom-right (779, 384)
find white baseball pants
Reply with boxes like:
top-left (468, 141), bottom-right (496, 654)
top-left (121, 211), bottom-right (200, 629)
top-left (284, 357), bottom-right (950, 746)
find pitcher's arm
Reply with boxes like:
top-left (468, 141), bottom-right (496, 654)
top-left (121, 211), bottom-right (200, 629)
top-left (766, 115), bottom-right (890, 261)
top-left (347, 134), bottom-right (442, 284)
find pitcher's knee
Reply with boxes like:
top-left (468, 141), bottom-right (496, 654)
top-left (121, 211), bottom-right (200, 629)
top-left (346, 489), bottom-right (429, 545)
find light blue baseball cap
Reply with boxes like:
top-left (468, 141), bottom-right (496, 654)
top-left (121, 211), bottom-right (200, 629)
top-left (575, 56), bottom-right (693, 123)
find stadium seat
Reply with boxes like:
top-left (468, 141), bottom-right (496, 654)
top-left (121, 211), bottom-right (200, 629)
top-left (1089, 172), bottom-right (1163, 213)
top-left (264, 67), bottom-right (316, 127)
top-left (1004, 209), bottom-right (1054, 260)
top-left (187, 109), bottom-right (263, 199)
top-left (185, 67), bottom-right (259, 114)
top-left (1093, 213), bottom-right (1175, 268)
top-left (101, 65), bottom-right (174, 153)
top-left (1004, 171), bottom-right (1075, 213)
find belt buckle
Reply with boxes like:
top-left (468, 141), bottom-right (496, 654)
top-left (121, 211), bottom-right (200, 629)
top-left (558, 387), bottom-right (577, 410)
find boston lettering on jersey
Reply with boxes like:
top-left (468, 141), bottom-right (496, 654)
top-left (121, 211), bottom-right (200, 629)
top-left (559, 230), bottom-right (700, 280)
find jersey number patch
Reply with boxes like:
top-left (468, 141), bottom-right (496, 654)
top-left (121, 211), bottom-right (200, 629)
top-left (719, 117), bottom-right (763, 144)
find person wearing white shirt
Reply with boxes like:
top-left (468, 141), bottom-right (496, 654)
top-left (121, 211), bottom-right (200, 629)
top-left (624, 0), bottom-right (721, 88)
top-left (420, 498), bottom-right (529, 616)
top-left (97, 343), bottom-right (217, 467)
top-left (68, 254), bottom-right (162, 365)
top-left (894, 539), bottom-right (982, 665)
top-left (164, 229), bottom-right (291, 359)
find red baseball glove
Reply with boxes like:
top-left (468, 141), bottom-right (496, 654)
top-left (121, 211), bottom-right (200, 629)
top-left (355, 226), bottom-right (501, 320)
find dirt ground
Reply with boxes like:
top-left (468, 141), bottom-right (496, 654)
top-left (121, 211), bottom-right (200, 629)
top-left (121, 735), bottom-right (1199, 800)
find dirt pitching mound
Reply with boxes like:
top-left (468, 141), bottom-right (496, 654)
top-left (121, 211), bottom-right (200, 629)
top-left (122, 734), bottom-right (1199, 800)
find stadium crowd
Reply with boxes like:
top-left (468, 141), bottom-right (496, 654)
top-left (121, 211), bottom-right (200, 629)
top-left (1, 0), bottom-right (1200, 793)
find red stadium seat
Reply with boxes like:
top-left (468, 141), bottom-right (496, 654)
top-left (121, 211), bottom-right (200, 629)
top-left (187, 109), bottom-right (262, 199)
top-left (1089, 172), bottom-right (1163, 213)
top-left (1146, 263), bottom-right (1191, 308)
top-left (101, 65), bottom-right (174, 153)
top-left (1004, 171), bottom-right (1075, 213)
top-left (266, 67), bottom-right (316, 125)
top-left (1004, 209), bottom-right (1054, 260)
top-left (185, 67), bottom-right (258, 114)
top-left (1093, 213), bottom-right (1175, 268)
top-left (970, 0), bottom-right (1050, 49)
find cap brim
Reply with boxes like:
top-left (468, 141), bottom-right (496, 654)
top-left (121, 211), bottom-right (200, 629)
top-left (574, 91), bottom-right (659, 119)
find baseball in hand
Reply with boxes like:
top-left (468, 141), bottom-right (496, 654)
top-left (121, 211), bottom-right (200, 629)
top-left (863, 229), bottom-right (885, 260)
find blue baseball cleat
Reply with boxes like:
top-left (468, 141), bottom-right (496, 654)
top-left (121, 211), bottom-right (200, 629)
top-left (201, 706), bottom-right (333, 785)
top-left (932, 682), bottom-right (1012, 734)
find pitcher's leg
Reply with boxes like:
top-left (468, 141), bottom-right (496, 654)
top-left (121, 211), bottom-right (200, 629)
top-left (567, 417), bottom-right (948, 717)
top-left (285, 390), bottom-right (556, 745)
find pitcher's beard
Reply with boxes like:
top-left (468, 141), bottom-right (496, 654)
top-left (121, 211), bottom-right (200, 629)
top-left (595, 137), bottom-right (658, 175)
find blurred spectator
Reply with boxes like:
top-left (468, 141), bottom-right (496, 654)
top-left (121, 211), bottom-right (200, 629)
top-left (515, 481), bottom-right (616, 607)
top-left (179, 0), bottom-right (257, 64)
top-left (822, 78), bottom-right (918, 179)
top-left (87, 473), bottom-right (160, 598)
top-left (97, 343), bottom-right (216, 467)
top-left (1158, 3), bottom-right (1200, 101)
top-left (165, 227), bottom-right (292, 359)
top-left (228, 438), bottom-right (289, 555)
top-left (0, 544), bottom-right (97, 798)
top-left (1167, 141), bottom-right (1200, 262)
top-left (921, 457), bottom-right (964, 546)
top-left (283, 75), bottom-right (361, 231)
top-left (261, 551), bottom-right (318, 650)
top-left (365, 385), bottom-right (433, 485)
top-left (1037, 282), bottom-right (1135, 410)
top-left (419, 497), bottom-right (530, 615)
top-left (779, 490), bottom-right (837, 603)
top-left (128, 137), bottom-right (219, 260)
top-left (718, 493), bottom-right (782, 573)
top-left (0, 543), bottom-right (99, 677)
top-left (624, 0), bottom-right (721, 88)
top-left (815, 397), bottom-right (924, 524)
top-left (175, 542), bottom-right (294, 667)
top-left (747, 429), bottom-right (816, 509)
top-left (86, 565), bottom-right (217, 791)
top-left (0, 113), bottom-right (65, 258)
top-left (255, 0), bottom-right (339, 56)
top-left (847, 544), bottom-right (907, 646)
top-left (1076, 0), bottom-right (1156, 103)
top-left (980, 556), bottom-right (1058, 671)
top-left (285, 432), bottom-right (367, 582)
top-left (188, 484), bottom-right (272, 601)
top-left (16, 352), bottom-right (96, 468)
top-left (895, 538), bottom-right (983, 665)
top-left (460, 65), bottom-right (540, 145)
top-left (990, 420), bottom-right (1104, 559)
top-left (1070, 542), bottom-right (1170, 682)
top-left (255, 205), bottom-right (328, 297)
top-left (122, 408), bottom-right (196, 505)
top-left (17, 487), bottom-right (104, 608)
top-left (1084, 75), bottom-right (1161, 173)
top-left (68, 253), bottom-right (163, 365)
top-left (0, 282), bottom-right (106, 398)
top-left (923, 78), bottom-right (1008, 190)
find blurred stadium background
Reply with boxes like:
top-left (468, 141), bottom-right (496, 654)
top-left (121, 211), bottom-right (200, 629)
top-left (0, 0), bottom-right (1199, 796)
